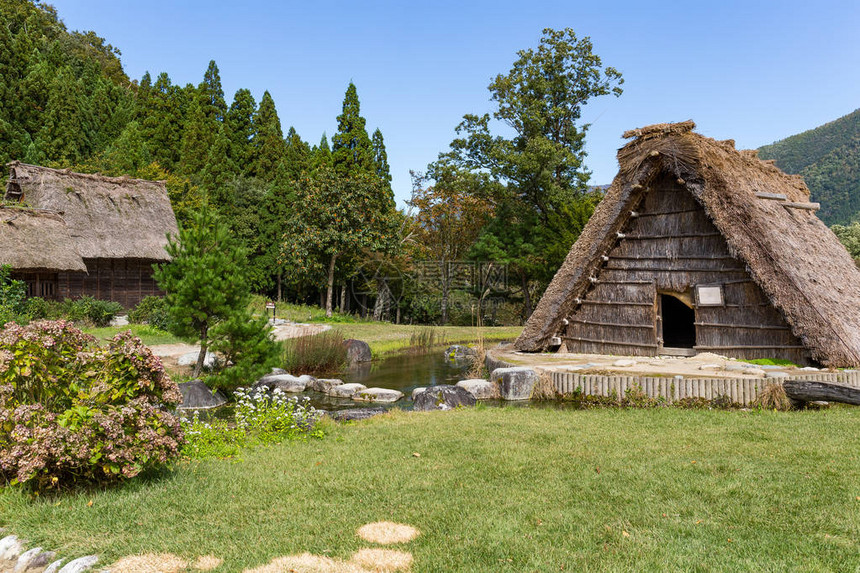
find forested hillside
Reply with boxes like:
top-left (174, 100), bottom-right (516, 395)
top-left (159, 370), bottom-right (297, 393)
top-left (0, 1), bottom-right (619, 324)
top-left (758, 108), bottom-right (860, 225)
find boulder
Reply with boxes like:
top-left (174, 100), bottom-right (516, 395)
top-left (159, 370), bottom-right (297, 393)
top-left (327, 382), bottom-right (367, 398)
top-left (57, 556), bottom-right (98, 573)
top-left (490, 367), bottom-right (538, 401)
top-left (413, 385), bottom-right (476, 411)
top-left (743, 368), bottom-right (767, 377)
top-left (445, 345), bottom-right (477, 360)
top-left (253, 374), bottom-right (307, 393)
top-left (352, 387), bottom-right (404, 403)
top-left (411, 387), bottom-right (427, 401)
top-left (0, 536), bottom-right (23, 561)
top-left (328, 408), bottom-right (387, 422)
top-left (177, 350), bottom-right (220, 369)
top-left (612, 359), bottom-right (636, 367)
top-left (43, 561), bottom-right (65, 573)
top-left (343, 339), bottom-right (372, 364)
top-left (765, 371), bottom-right (790, 379)
top-left (177, 379), bottom-right (227, 410)
top-left (310, 378), bottom-right (344, 393)
top-left (456, 379), bottom-right (498, 400)
top-left (15, 548), bottom-right (54, 572)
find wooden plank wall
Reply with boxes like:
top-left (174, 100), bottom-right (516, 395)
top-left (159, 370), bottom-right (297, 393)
top-left (563, 173), bottom-right (808, 364)
top-left (552, 371), bottom-right (860, 406)
top-left (57, 258), bottom-right (163, 308)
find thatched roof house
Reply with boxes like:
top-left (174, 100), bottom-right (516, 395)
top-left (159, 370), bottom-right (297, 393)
top-left (515, 121), bottom-right (860, 367)
top-left (0, 207), bottom-right (86, 274)
top-left (3, 162), bottom-right (178, 306)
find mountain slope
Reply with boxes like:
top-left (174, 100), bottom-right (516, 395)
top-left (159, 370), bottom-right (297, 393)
top-left (758, 108), bottom-right (860, 224)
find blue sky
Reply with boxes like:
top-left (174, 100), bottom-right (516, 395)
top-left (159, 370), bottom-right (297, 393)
top-left (52, 0), bottom-right (860, 206)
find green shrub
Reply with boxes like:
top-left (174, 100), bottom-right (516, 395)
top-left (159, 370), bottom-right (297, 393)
top-left (0, 320), bottom-right (184, 491)
top-left (0, 265), bottom-right (28, 325)
top-left (128, 296), bottom-right (172, 331)
top-left (65, 296), bottom-right (124, 327)
top-left (282, 329), bottom-right (347, 375)
top-left (24, 297), bottom-right (59, 321)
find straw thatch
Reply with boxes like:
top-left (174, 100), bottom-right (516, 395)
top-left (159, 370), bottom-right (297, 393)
top-left (6, 161), bottom-right (178, 261)
top-left (516, 121), bottom-right (860, 367)
top-left (0, 206), bottom-right (87, 272)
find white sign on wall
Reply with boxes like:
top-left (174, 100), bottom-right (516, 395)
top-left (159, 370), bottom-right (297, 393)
top-left (696, 285), bottom-right (724, 306)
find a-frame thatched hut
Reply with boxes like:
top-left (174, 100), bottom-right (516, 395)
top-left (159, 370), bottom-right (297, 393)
top-left (515, 121), bottom-right (860, 368)
top-left (3, 162), bottom-right (179, 307)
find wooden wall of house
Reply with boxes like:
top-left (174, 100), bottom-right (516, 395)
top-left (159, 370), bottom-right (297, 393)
top-left (58, 258), bottom-right (163, 308)
top-left (563, 173), bottom-right (809, 364)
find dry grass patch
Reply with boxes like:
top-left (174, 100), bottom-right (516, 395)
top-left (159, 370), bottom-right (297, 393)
top-left (753, 381), bottom-right (793, 411)
top-left (110, 553), bottom-right (188, 573)
top-left (356, 522), bottom-right (420, 545)
top-left (350, 549), bottom-right (412, 572)
top-left (193, 555), bottom-right (224, 570)
top-left (532, 371), bottom-right (558, 400)
top-left (243, 553), bottom-right (366, 573)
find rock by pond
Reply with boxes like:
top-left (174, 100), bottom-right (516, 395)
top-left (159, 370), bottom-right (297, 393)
top-left (310, 378), bottom-right (344, 393)
top-left (445, 345), bottom-right (477, 360)
top-left (456, 378), bottom-right (498, 400)
top-left (252, 374), bottom-right (307, 393)
top-left (177, 380), bottom-right (227, 410)
top-left (327, 407), bottom-right (388, 421)
top-left (490, 367), bottom-right (538, 401)
top-left (413, 385), bottom-right (476, 411)
top-left (411, 387), bottom-right (427, 400)
top-left (343, 339), bottom-right (372, 364)
top-left (328, 382), bottom-right (367, 398)
top-left (352, 387), bottom-right (404, 403)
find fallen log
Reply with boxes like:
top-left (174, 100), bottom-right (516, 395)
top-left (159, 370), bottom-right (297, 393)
top-left (782, 380), bottom-right (860, 406)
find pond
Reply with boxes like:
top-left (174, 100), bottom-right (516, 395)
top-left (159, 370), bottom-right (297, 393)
top-left (308, 351), bottom-right (472, 411)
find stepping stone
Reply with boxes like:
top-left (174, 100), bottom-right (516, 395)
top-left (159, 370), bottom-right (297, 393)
top-left (253, 374), bottom-right (307, 393)
top-left (327, 383), bottom-right (367, 398)
top-left (310, 378), bottom-right (344, 393)
top-left (456, 379), bottom-right (498, 400)
top-left (352, 387), bottom-right (404, 403)
top-left (765, 371), bottom-right (790, 379)
top-left (177, 351), bottom-right (220, 369)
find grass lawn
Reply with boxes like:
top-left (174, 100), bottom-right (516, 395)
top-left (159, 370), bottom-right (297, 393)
top-left (2, 407), bottom-right (858, 572)
top-left (331, 323), bottom-right (522, 356)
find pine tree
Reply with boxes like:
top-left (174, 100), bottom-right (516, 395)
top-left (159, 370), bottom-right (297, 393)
top-left (141, 72), bottom-right (186, 170)
top-left (225, 88), bottom-right (256, 170)
top-left (283, 126), bottom-right (310, 181)
top-left (34, 67), bottom-right (93, 163)
top-left (331, 82), bottom-right (374, 177)
top-left (249, 90), bottom-right (286, 180)
top-left (200, 125), bottom-right (236, 201)
top-left (153, 206), bottom-right (251, 377)
top-left (198, 60), bottom-right (227, 123)
top-left (372, 128), bottom-right (392, 188)
top-left (311, 132), bottom-right (332, 171)
top-left (179, 92), bottom-right (216, 175)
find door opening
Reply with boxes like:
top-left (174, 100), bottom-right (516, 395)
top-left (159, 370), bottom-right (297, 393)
top-left (660, 294), bottom-right (696, 349)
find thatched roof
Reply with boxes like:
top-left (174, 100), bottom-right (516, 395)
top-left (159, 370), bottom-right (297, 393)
top-left (0, 206), bottom-right (87, 272)
top-left (5, 162), bottom-right (178, 261)
top-left (515, 121), bottom-right (860, 367)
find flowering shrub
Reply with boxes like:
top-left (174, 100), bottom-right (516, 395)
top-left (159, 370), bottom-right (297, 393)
top-left (181, 386), bottom-right (322, 459)
top-left (0, 321), bottom-right (184, 490)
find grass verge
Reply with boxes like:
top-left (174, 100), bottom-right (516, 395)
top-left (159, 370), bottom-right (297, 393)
top-left (333, 324), bottom-right (521, 357)
top-left (1, 407), bottom-right (858, 572)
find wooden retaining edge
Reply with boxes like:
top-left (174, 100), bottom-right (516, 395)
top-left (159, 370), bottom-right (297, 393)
top-left (551, 371), bottom-right (860, 406)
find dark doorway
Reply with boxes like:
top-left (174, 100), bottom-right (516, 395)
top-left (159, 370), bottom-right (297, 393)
top-left (661, 294), bottom-right (696, 348)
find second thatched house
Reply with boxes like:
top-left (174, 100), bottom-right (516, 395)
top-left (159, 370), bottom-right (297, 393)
top-left (515, 121), bottom-right (860, 368)
top-left (2, 162), bottom-right (178, 307)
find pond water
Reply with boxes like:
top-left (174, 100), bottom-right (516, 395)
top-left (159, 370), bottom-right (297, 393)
top-left (308, 351), bottom-right (472, 411)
